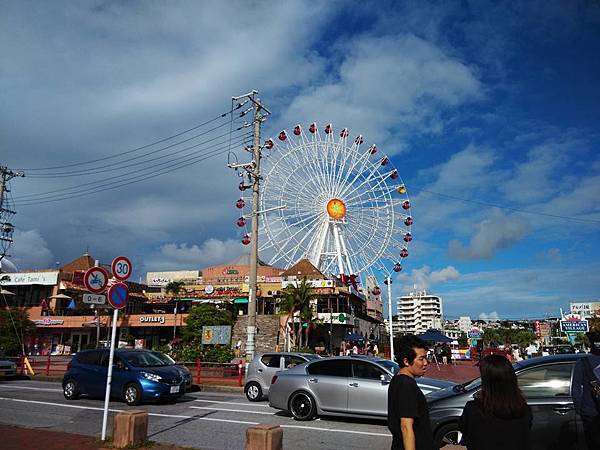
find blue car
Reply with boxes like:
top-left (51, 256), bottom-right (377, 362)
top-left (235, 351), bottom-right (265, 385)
top-left (62, 348), bottom-right (192, 405)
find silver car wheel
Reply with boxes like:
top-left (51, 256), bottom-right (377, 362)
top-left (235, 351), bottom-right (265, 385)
top-left (124, 384), bottom-right (140, 405)
top-left (247, 384), bottom-right (260, 400)
top-left (441, 429), bottom-right (463, 445)
top-left (64, 380), bottom-right (76, 399)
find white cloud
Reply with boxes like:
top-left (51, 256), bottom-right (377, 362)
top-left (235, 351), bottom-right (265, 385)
top-left (142, 238), bottom-right (245, 272)
top-left (449, 209), bottom-right (530, 260)
top-left (398, 265), bottom-right (460, 291)
top-left (9, 229), bottom-right (54, 270)
top-left (479, 311), bottom-right (500, 321)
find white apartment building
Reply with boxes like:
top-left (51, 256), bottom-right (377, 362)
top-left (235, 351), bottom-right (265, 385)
top-left (396, 290), bottom-right (443, 334)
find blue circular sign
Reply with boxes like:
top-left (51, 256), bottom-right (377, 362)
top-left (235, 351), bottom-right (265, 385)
top-left (107, 282), bottom-right (128, 309)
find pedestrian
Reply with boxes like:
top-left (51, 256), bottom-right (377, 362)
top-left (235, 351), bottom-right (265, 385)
top-left (352, 343), bottom-right (358, 355)
top-left (572, 331), bottom-right (600, 450)
top-left (459, 354), bottom-right (532, 450)
top-left (387, 335), bottom-right (433, 450)
top-left (373, 343), bottom-right (379, 357)
top-left (234, 339), bottom-right (242, 358)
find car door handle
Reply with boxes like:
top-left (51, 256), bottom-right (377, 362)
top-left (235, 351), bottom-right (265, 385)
top-left (349, 382), bottom-right (359, 387)
top-left (553, 406), bottom-right (573, 415)
top-left (308, 378), bottom-right (318, 383)
top-left (257, 369), bottom-right (263, 372)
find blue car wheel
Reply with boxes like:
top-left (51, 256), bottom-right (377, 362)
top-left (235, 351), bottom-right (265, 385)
top-left (124, 383), bottom-right (142, 406)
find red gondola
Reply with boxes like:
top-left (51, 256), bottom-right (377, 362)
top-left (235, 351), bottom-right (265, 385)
top-left (309, 122), bottom-right (317, 134)
top-left (402, 200), bottom-right (410, 210)
top-left (293, 125), bottom-right (302, 136)
top-left (237, 217), bottom-right (246, 227)
top-left (325, 124), bottom-right (333, 134)
top-left (381, 157), bottom-right (389, 166)
top-left (400, 248), bottom-right (409, 258)
top-left (403, 233), bottom-right (412, 242)
top-left (241, 235), bottom-right (251, 245)
top-left (236, 199), bottom-right (245, 209)
top-left (393, 263), bottom-right (402, 272)
top-left (355, 135), bottom-right (364, 145)
top-left (390, 170), bottom-right (399, 180)
top-left (264, 139), bottom-right (274, 149)
top-left (340, 128), bottom-right (349, 138)
top-left (404, 216), bottom-right (413, 226)
top-left (369, 145), bottom-right (377, 155)
top-left (278, 130), bottom-right (287, 141)
top-left (372, 286), bottom-right (381, 296)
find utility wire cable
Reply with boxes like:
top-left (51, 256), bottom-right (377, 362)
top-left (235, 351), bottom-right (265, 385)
top-left (17, 109), bottom-right (237, 172)
top-left (14, 131), bottom-right (251, 204)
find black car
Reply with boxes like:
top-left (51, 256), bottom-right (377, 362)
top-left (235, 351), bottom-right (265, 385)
top-left (428, 354), bottom-right (586, 450)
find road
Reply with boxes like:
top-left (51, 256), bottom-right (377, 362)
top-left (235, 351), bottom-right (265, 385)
top-left (0, 379), bottom-right (392, 450)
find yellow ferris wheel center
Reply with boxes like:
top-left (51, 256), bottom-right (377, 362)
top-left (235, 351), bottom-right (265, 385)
top-left (326, 198), bottom-right (347, 220)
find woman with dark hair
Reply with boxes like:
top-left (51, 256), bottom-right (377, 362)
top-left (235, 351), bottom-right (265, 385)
top-left (459, 354), bottom-right (532, 450)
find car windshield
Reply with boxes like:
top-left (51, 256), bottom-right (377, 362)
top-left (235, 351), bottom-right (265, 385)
top-left (376, 360), bottom-right (399, 375)
top-left (121, 351), bottom-right (173, 367)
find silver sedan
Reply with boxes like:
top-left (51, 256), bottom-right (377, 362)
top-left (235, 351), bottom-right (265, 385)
top-left (269, 356), bottom-right (453, 420)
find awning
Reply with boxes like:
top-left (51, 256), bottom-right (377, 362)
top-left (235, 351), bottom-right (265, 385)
top-left (234, 298), bottom-right (248, 304)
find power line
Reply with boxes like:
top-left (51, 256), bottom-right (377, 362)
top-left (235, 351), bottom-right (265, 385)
top-left (14, 132), bottom-right (253, 207)
top-left (17, 108), bottom-right (239, 172)
top-left (413, 187), bottom-right (600, 225)
top-left (14, 129), bottom-right (250, 201)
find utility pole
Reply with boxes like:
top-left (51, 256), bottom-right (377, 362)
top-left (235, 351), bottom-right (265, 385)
top-left (228, 91), bottom-right (271, 361)
top-left (0, 165), bottom-right (25, 260)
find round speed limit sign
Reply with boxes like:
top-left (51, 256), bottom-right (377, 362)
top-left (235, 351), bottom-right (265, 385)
top-left (111, 256), bottom-right (132, 282)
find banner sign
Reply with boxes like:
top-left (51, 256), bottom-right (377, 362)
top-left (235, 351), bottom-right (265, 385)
top-left (202, 325), bottom-right (231, 345)
top-left (560, 319), bottom-right (589, 333)
top-left (2, 271), bottom-right (59, 286)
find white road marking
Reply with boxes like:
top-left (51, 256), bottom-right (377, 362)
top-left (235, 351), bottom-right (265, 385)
top-left (189, 405), bottom-right (276, 415)
top-left (0, 385), bottom-right (62, 392)
top-left (193, 399), bottom-right (271, 407)
top-left (0, 395), bottom-right (392, 437)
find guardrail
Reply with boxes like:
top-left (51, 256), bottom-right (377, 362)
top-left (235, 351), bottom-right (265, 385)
top-left (8, 355), bottom-right (246, 386)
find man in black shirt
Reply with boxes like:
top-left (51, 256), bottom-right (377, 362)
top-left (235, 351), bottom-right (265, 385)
top-left (387, 335), bottom-right (434, 450)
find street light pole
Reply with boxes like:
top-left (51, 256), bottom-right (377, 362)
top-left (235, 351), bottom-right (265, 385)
top-left (386, 275), bottom-right (395, 362)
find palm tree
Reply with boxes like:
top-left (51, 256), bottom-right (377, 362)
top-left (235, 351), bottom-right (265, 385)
top-left (165, 281), bottom-right (186, 340)
top-left (278, 278), bottom-right (317, 350)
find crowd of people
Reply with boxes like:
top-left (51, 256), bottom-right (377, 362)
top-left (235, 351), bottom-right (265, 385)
top-left (387, 332), bottom-right (600, 450)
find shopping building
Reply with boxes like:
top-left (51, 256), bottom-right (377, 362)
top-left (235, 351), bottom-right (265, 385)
top-left (396, 290), bottom-right (443, 334)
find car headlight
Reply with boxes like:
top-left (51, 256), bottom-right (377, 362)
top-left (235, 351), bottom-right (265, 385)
top-left (142, 372), bottom-right (162, 382)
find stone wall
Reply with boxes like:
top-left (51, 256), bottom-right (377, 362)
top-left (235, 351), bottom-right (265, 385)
top-left (232, 314), bottom-right (281, 354)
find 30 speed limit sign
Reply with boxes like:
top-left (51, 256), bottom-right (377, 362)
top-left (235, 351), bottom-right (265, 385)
top-left (111, 256), bottom-right (132, 282)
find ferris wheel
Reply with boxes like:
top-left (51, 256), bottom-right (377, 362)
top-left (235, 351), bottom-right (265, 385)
top-left (235, 122), bottom-right (413, 285)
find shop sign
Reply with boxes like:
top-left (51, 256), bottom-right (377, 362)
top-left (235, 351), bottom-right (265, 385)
top-left (282, 279), bottom-right (334, 289)
top-left (2, 271), bottom-right (59, 286)
top-left (560, 319), bottom-right (589, 333)
top-left (202, 325), bottom-right (231, 345)
top-left (139, 316), bottom-right (166, 324)
top-left (32, 318), bottom-right (65, 326)
top-left (222, 267), bottom-right (239, 275)
top-left (570, 302), bottom-right (600, 319)
top-left (317, 312), bottom-right (349, 324)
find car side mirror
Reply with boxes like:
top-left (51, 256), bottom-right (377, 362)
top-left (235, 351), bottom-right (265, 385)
top-left (381, 374), bottom-right (391, 385)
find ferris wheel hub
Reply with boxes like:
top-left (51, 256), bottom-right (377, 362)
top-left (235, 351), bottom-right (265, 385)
top-left (326, 198), bottom-right (347, 220)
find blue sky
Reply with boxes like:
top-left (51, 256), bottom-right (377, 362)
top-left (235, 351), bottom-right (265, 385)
top-left (1, 1), bottom-right (599, 320)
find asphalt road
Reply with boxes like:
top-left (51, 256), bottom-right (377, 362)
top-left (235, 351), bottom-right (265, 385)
top-left (0, 379), bottom-right (392, 450)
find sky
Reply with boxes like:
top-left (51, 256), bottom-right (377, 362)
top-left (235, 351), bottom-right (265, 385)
top-left (1, 1), bottom-right (599, 320)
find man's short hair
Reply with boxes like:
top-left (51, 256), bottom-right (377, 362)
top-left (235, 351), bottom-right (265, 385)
top-left (395, 335), bottom-right (428, 366)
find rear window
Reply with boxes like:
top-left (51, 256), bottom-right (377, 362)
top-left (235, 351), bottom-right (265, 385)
top-left (307, 359), bottom-right (351, 377)
top-left (260, 354), bottom-right (282, 368)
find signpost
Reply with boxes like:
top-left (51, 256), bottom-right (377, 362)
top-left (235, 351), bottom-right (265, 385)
top-left (100, 257), bottom-right (132, 442)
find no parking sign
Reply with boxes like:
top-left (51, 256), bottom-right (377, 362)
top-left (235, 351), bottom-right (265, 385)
top-left (107, 282), bottom-right (128, 310)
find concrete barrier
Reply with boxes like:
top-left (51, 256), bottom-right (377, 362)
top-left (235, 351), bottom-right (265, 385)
top-left (112, 410), bottom-right (148, 448)
top-left (245, 424), bottom-right (283, 450)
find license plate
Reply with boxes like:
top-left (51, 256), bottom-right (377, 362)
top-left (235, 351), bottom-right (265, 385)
top-left (170, 386), bottom-right (180, 394)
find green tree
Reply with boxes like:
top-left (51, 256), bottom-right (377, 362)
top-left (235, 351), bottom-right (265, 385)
top-left (458, 332), bottom-right (469, 347)
top-left (0, 308), bottom-right (36, 356)
top-left (182, 304), bottom-right (234, 343)
top-left (278, 278), bottom-right (317, 350)
top-left (165, 281), bottom-right (185, 298)
top-left (483, 328), bottom-right (536, 349)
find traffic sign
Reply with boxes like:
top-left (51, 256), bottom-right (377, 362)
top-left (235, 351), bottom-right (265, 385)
top-left (84, 267), bottom-right (109, 293)
top-left (111, 256), bottom-right (132, 282)
top-left (82, 293), bottom-right (106, 305)
top-left (107, 282), bottom-right (128, 309)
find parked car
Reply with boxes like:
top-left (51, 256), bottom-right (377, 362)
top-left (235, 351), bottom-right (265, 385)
top-left (62, 348), bottom-right (192, 405)
top-left (268, 356), bottom-right (453, 420)
top-left (428, 354), bottom-right (586, 450)
top-left (244, 352), bottom-right (321, 401)
top-left (0, 353), bottom-right (17, 378)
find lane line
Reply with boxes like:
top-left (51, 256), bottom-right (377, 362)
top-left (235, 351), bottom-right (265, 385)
top-left (189, 406), bottom-right (276, 415)
top-left (0, 396), bottom-right (391, 437)
top-left (0, 385), bottom-right (62, 392)
top-left (193, 399), bottom-right (272, 407)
